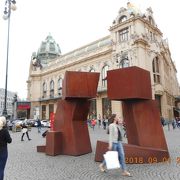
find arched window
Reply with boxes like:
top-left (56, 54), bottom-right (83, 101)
top-left (119, 15), bottom-right (127, 23)
top-left (40, 43), bottom-right (46, 52)
top-left (152, 57), bottom-right (160, 83)
top-left (49, 43), bottom-right (55, 51)
top-left (58, 78), bottom-right (63, 96)
top-left (102, 65), bottom-right (109, 87)
top-left (50, 80), bottom-right (54, 98)
top-left (42, 82), bottom-right (47, 98)
top-left (130, 13), bottom-right (135, 18)
top-left (119, 54), bottom-right (129, 68)
top-left (43, 82), bottom-right (47, 92)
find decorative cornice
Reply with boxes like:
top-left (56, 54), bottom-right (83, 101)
top-left (133, 38), bottom-right (150, 47)
top-left (110, 16), bottom-right (162, 36)
top-left (30, 48), bottom-right (112, 77)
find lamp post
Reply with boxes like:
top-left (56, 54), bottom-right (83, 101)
top-left (2, 0), bottom-right (17, 117)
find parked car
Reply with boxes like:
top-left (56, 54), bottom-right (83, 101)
top-left (7, 120), bottom-right (13, 130)
top-left (26, 119), bottom-right (36, 127)
top-left (12, 119), bottom-right (24, 126)
top-left (10, 120), bottom-right (23, 132)
top-left (41, 120), bottom-right (50, 127)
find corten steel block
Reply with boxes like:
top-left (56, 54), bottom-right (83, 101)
top-left (46, 131), bottom-right (62, 156)
top-left (107, 66), bottom-right (152, 100)
top-left (94, 66), bottom-right (170, 164)
top-left (95, 140), bottom-right (108, 162)
top-left (62, 71), bottom-right (100, 99)
top-left (122, 100), bottom-right (168, 150)
top-left (37, 145), bottom-right (46, 153)
top-left (123, 144), bottom-right (169, 164)
top-left (53, 99), bottom-right (92, 156)
top-left (95, 141), bottom-right (169, 164)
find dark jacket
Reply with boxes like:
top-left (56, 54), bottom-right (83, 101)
top-left (0, 128), bottom-right (12, 150)
top-left (37, 119), bottom-right (41, 127)
top-left (21, 124), bottom-right (27, 129)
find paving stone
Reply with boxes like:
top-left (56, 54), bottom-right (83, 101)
top-left (4, 125), bottom-right (180, 180)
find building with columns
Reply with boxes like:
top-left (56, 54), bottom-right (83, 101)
top-left (27, 3), bottom-right (180, 121)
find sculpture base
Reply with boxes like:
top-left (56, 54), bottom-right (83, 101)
top-left (37, 145), bottom-right (46, 153)
top-left (95, 141), bottom-right (170, 164)
top-left (46, 131), bottom-right (62, 156)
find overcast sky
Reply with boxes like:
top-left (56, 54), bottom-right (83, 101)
top-left (0, 0), bottom-right (179, 99)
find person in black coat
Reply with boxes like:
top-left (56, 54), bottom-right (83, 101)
top-left (0, 116), bottom-right (12, 180)
top-left (36, 118), bottom-right (42, 133)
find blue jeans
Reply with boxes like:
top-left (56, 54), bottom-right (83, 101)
top-left (0, 147), bottom-right (8, 180)
top-left (102, 141), bottom-right (126, 170)
top-left (38, 126), bottom-right (41, 133)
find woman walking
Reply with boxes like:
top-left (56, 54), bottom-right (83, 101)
top-left (0, 116), bottom-right (12, 180)
top-left (21, 123), bottom-right (31, 141)
top-left (99, 114), bottom-right (131, 177)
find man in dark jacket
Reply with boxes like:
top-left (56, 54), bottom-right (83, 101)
top-left (0, 116), bottom-right (12, 180)
top-left (36, 118), bottom-right (42, 133)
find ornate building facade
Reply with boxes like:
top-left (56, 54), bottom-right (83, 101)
top-left (27, 3), bottom-right (180, 121)
top-left (0, 88), bottom-right (16, 117)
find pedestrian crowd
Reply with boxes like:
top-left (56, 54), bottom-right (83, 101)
top-left (87, 114), bottom-right (127, 137)
top-left (172, 117), bottom-right (180, 129)
top-left (161, 116), bottom-right (180, 129)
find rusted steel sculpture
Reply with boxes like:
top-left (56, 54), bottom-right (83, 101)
top-left (37, 71), bottom-right (99, 156)
top-left (95, 66), bottom-right (169, 163)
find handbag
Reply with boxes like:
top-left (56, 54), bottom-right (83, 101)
top-left (103, 151), bottom-right (121, 170)
top-left (22, 128), bottom-right (28, 133)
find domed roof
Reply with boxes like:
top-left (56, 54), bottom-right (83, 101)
top-left (37, 33), bottom-right (61, 66)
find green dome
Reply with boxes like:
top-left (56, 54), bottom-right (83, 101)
top-left (37, 34), bottom-right (61, 66)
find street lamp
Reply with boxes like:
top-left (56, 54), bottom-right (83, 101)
top-left (2, 0), bottom-right (17, 117)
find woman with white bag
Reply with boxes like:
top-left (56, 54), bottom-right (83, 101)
top-left (99, 114), bottom-right (131, 177)
top-left (21, 123), bottom-right (31, 141)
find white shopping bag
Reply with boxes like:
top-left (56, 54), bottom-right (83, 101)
top-left (103, 151), bottom-right (121, 170)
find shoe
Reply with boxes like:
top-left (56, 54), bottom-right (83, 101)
top-left (99, 163), bottom-right (106, 172)
top-left (122, 171), bottom-right (131, 177)
top-left (28, 139), bottom-right (32, 141)
top-left (21, 139), bottom-right (24, 141)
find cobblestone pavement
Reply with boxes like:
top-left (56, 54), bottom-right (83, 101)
top-left (4, 125), bottom-right (180, 180)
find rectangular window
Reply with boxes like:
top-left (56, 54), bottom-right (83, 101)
top-left (102, 65), bottom-right (108, 87)
top-left (40, 43), bottom-right (46, 52)
top-left (102, 98), bottom-right (112, 119)
top-left (42, 105), bottom-right (46, 119)
top-left (88, 99), bottom-right (97, 119)
top-left (153, 57), bottom-right (161, 84)
top-left (154, 74), bottom-right (161, 84)
top-left (155, 95), bottom-right (162, 114)
top-left (50, 43), bottom-right (55, 51)
top-left (49, 104), bottom-right (54, 120)
top-left (119, 28), bottom-right (129, 42)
